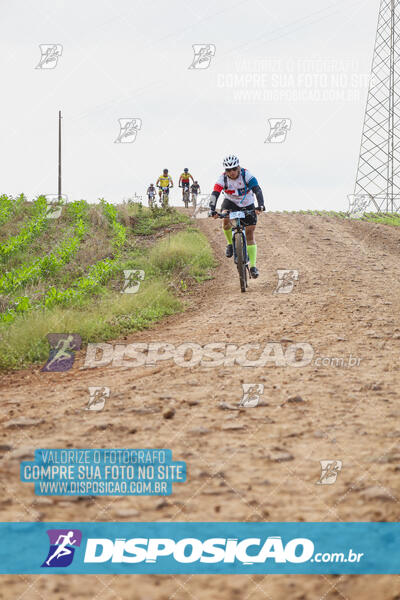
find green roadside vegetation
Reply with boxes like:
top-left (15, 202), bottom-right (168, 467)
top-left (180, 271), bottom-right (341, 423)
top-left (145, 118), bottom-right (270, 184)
top-left (273, 209), bottom-right (400, 226)
top-left (0, 199), bottom-right (216, 370)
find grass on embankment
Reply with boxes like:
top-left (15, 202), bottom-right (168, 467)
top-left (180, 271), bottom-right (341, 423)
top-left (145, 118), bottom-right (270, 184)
top-left (0, 219), bottom-right (216, 370)
top-left (358, 212), bottom-right (400, 226)
top-left (119, 202), bottom-right (189, 235)
top-left (148, 228), bottom-right (217, 281)
top-left (273, 209), bottom-right (400, 227)
top-left (0, 282), bottom-right (180, 369)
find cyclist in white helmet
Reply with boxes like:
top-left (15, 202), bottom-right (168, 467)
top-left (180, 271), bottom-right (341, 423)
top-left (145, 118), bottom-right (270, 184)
top-left (208, 154), bottom-right (265, 278)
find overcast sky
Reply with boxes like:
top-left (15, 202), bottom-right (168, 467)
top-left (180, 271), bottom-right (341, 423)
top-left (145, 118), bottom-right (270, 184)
top-left (0, 0), bottom-right (379, 210)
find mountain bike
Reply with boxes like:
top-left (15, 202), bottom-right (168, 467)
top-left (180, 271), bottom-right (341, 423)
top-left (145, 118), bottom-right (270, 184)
top-left (158, 186), bottom-right (170, 209)
top-left (191, 191), bottom-right (198, 209)
top-left (214, 208), bottom-right (255, 293)
top-left (181, 183), bottom-right (190, 208)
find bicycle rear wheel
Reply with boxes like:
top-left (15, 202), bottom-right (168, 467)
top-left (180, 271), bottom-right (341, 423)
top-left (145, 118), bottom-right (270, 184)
top-left (235, 233), bottom-right (247, 293)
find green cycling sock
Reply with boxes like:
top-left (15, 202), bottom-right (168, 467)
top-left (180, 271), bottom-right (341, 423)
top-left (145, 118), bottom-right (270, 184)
top-left (247, 244), bottom-right (257, 267)
top-left (223, 228), bottom-right (233, 245)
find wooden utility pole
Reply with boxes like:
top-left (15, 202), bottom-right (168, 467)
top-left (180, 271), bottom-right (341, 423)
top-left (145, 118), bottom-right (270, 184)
top-left (58, 110), bottom-right (62, 202)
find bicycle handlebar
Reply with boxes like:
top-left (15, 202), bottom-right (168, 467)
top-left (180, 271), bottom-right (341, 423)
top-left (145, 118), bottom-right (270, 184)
top-left (213, 208), bottom-right (256, 219)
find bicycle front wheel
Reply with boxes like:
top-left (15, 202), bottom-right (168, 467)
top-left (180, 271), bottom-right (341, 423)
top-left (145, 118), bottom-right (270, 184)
top-left (235, 233), bottom-right (247, 293)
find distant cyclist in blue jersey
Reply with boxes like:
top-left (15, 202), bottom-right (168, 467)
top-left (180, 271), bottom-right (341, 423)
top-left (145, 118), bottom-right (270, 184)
top-left (208, 154), bottom-right (265, 278)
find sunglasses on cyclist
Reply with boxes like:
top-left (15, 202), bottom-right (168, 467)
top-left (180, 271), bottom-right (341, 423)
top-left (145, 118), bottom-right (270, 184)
top-left (225, 167), bottom-right (239, 173)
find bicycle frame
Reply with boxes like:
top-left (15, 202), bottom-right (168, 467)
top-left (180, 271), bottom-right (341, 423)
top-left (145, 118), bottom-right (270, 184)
top-left (213, 207), bottom-right (256, 292)
top-left (231, 217), bottom-right (249, 266)
top-left (158, 186), bottom-right (170, 208)
top-left (181, 183), bottom-right (190, 207)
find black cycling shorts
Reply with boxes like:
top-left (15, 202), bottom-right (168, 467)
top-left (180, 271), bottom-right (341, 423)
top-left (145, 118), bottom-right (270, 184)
top-left (220, 198), bottom-right (257, 226)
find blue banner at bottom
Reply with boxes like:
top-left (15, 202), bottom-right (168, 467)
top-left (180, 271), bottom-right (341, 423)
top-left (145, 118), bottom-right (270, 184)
top-left (0, 522), bottom-right (399, 574)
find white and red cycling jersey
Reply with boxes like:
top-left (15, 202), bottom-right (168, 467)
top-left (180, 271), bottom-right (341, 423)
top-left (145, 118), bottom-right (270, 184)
top-left (213, 168), bottom-right (259, 208)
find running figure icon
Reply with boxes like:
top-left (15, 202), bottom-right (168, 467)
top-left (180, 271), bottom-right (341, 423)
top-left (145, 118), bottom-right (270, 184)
top-left (41, 333), bottom-right (82, 372)
top-left (45, 336), bottom-right (74, 370)
top-left (41, 528), bottom-right (82, 568)
top-left (45, 531), bottom-right (77, 566)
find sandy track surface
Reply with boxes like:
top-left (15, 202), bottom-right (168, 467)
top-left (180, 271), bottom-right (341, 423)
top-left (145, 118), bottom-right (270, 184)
top-left (1, 212), bottom-right (400, 599)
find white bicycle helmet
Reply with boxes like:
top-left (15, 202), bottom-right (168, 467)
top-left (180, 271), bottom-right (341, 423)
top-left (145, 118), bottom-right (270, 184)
top-left (223, 154), bottom-right (240, 169)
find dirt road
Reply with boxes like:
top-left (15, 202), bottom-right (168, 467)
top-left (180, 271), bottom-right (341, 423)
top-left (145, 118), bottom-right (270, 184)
top-left (1, 212), bottom-right (400, 599)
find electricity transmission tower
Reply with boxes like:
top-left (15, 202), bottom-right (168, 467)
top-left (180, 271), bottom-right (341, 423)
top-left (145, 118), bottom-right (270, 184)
top-left (353, 0), bottom-right (400, 212)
